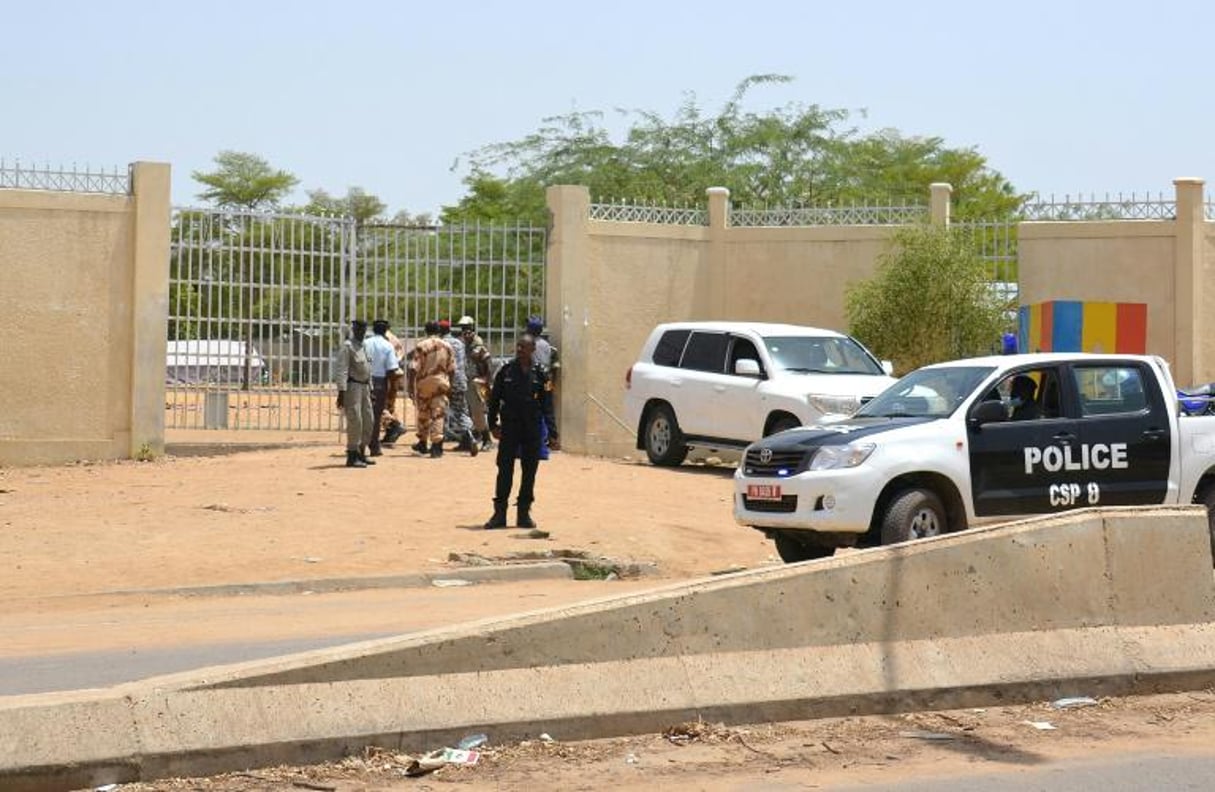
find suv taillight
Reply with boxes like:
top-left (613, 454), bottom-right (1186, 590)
top-left (626, 365), bottom-right (633, 389)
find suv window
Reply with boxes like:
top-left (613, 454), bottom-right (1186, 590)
top-left (652, 329), bottom-right (690, 367)
top-left (680, 332), bottom-right (729, 373)
top-left (1072, 365), bottom-right (1148, 416)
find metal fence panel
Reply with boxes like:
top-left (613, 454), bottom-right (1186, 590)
top-left (166, 208), bottom-right (546, 431)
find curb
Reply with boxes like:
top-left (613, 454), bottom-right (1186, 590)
top-left (92, 562), bottom-right (574, 599)
top-left (165, 441), bottom-right (331, 458)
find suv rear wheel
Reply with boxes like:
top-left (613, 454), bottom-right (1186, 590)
top-left (643, 403), bottom-right (689, 466)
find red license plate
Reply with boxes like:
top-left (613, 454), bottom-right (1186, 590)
top-left (747, 484), bottom-right (782, 501)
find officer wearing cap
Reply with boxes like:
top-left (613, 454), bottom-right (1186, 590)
top-left (334, 319), bottom-right (376, 468)
top-left (459, 315), bottom-right (494, 451)
top-left (525, 316), bottom-right (561, 451)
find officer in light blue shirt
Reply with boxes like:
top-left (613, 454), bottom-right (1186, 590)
top-left (365, 319), bottom-right (402, 456)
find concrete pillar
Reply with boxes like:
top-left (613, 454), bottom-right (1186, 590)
top-left (930, 183), bottom-right (952, 227)
top-left (545, 185), bottom-right (591, 455)
top-left (1173, 177), bottom-right (1205, 385)
top-left (129, 162), bottom-right (171, 458)
top-left (705, 187), bottom-right (730, 318)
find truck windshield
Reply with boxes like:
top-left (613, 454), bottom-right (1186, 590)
top-left (856, 365), bottom-right (996, 418)
top-left (763, 336), bottom-right (884, 375)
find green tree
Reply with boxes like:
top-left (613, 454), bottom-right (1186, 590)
top-left (304, 187), bottom-right (387, 224)
top-left (452, 75), bottom-right (1022, 222)
top-left (846, 225), bottom-right (1009, 374)
top-left (440, 172), bottom-right (547, 226)
top-left (192, 151), bottom-right (299, 210)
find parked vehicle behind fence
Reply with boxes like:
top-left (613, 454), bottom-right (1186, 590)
top-left (624, 322), bottom-right (896, 466)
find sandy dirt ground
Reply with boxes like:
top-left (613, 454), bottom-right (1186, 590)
top-left (0, 442), bottom-right (771, 604)
top-left (4, 440), bottom-right (1214, 789)
top-left (109, 691), bottom-right (1215, 791)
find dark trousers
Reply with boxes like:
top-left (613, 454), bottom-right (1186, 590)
top-left (370, 376), bottom-right (388, 451)
top-left (494, 423), bottom-right (542, 506)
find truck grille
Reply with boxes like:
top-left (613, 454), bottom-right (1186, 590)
top-left (742, 495), bottom-right (798, 513)
top-left (743, 448), bottom-right (806, 477)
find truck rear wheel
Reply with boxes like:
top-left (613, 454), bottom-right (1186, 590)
top-left (1197, 485), bottom-right (1215, 567)
top-left (773, 531), bottom-right (836, 563)
top-left (880, 488), bottom-right (946, 546)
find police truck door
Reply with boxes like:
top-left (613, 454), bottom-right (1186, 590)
top-left (1066, 362), bottom-right (1171, 507)
top-left (967, 366), bottom-right (1085, 515)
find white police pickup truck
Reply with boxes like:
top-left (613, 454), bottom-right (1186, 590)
top-left (734, 353), bottom-right (1215, 562)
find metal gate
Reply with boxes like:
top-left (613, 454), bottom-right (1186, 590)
top-left (166, 208), bottom-right (546, 431)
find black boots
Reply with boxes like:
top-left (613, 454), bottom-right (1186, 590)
top-left (479, 430), bottom-right (494, 452)
top-left (483, 501), bottom-right (536, 529)
top-left (345, 450), bottom-right (366, 468)
top-left (411, 440), bottom-right (428, 454)
top-left (358, 447), bottom-right (376, 465)
top-left (429, 442), bottom-right (444, 458)
top-left (467, 430), bottom-right (479, 457)
top-left (483, 500), bottom-right (508, 529)
top-left (382, 422), bottom-right (405, 445)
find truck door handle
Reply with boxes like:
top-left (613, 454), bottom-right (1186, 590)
top-left (1052, 431), bottom-right (1076, 444)
top-left (1142, 428), bottom-right (1166, 441)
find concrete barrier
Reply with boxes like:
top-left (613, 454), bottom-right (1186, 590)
top-left (3, 507), bottom-right (1214, 790)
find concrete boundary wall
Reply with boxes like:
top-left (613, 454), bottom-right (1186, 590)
top-left (546, 185), bottom-right (904, 458)
top-left (0, 163), bottom-right (170, 466)
top-left (975, 178), bottom-right (1214, 388)
top-left (3, 507), bottom-right (1214, 789)
top-left (550, 179), bottom-right (1215, 458)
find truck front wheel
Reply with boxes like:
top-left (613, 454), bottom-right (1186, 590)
top-left (773, 531), bottom-right (836, 563)
top-left (880, 488), bottom-right (947, 546)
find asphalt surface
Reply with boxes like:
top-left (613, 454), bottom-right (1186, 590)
top-left (0, 633), bottom-right (394, 696)
top-left (838, 753), bottom-right (1215, 791)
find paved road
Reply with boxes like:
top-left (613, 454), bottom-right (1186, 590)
top-left (0, 633), bottom-right (394, 696)
top-left (836, 752), bottom-right (1215, 791)
top-left (0, 577), bottom-right (657, 696)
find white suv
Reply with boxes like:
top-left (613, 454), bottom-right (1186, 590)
top-left (624, 322), bottom-right (896, 465)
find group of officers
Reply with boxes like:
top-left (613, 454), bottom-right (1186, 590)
top-left (334, 315), bottom-right (560, 530)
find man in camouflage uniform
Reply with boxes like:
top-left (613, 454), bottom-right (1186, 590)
top-left (458, 316), bottom-right (495, 452)
top-left (409, 320), bottom-right (455, 458)
top-left (334, 319), bottom-right (376, 468)
top-left (440, 319), bottom-right (478, 455)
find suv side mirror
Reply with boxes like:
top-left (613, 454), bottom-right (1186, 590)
top-left (734, 358), bottom-right (762, 378)
top-left (881, 360), bottom-right (895, 376)
top-left (969, 400), bottom-right (1007, 428)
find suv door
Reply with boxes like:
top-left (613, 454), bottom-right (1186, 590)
top-left (713, 334), bottom-right (767, 442)
top-left (1067, 361), bottom-right (1170, 506)
top-left (967, 365), bottom-right (1085, 516)
top-left (675, 331), bottom-right (731, 442)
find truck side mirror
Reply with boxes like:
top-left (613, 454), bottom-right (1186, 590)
top-left (734, 358), bottom-right (762, 378)
top-left (969, 400), bottom-right (1006, 428)
top-left (881, 360), bottom-right (894, 375)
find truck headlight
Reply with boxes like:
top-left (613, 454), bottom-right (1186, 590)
top-left (807, 393), bottom-right (861, 417)
top-left (809, 442), bottom-right (876, 471)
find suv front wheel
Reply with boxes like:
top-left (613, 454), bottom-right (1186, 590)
top-left (643, 403), bottom-right (689, 466)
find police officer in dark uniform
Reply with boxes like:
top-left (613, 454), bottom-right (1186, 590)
top-left (483, 334), bottom-right (559, 529)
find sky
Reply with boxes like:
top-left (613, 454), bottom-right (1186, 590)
top-left (5, 0), bottom-right (1211, 216)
